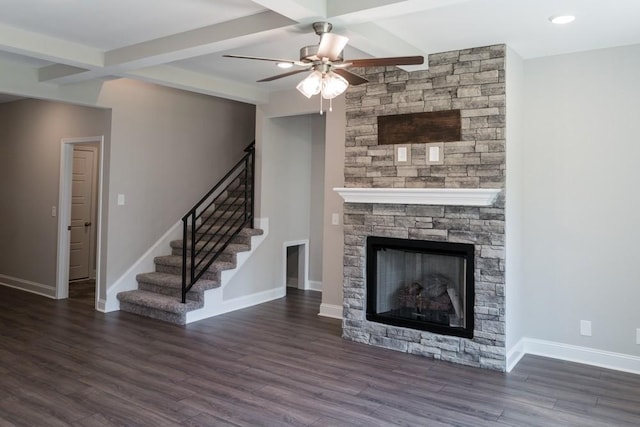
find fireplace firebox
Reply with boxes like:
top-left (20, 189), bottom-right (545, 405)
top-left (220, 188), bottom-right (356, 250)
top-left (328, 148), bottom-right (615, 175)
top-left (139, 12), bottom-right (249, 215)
top-left (366, 237), bottom-right (475, 338)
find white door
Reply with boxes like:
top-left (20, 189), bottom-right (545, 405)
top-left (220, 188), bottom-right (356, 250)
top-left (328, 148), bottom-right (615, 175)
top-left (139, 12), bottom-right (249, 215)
top-left (69, 148), bottom-right (95, 281)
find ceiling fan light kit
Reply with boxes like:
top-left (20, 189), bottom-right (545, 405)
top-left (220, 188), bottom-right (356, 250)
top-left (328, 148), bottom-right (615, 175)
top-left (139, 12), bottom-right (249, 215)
top-left (224, 22), bottom-right (425, 113)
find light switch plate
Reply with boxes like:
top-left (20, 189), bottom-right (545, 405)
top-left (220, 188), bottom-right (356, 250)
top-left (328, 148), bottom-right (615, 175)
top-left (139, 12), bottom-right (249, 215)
top-left (117, 194), bottom-right (125, 206)
top-left (394, 144), bottom-right (412, 165)
top-left (425, 142), bottom-right (444, 165)
top-left (331, 213), bottom-right (340, 225)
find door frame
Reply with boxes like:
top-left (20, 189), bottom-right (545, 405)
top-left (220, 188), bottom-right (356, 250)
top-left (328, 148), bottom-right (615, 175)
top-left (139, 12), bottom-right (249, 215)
top-left (56, 136), bottom-right (104, 310)
top-left (282, 239), bottom-right (309, 290)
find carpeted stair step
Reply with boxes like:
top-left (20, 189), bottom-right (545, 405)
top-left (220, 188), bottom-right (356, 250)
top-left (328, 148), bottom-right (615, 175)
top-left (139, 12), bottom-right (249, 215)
top-left (169, 240), bottom-right (250, 260)
top-left (136, 272), bottom-right (219, 302)
top-left (188, 226), bottom-right (263, 245)
top-left (154, 255), bottom-right (236, 280)
top-left (117, 290), bottom-right (202, 325)
top-left (200, 210), bottom-right (245, 225)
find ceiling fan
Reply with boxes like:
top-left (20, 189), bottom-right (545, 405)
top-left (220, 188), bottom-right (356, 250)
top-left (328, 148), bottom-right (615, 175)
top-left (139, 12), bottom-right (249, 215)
top-left (223, 22), bottom-right (424, 109)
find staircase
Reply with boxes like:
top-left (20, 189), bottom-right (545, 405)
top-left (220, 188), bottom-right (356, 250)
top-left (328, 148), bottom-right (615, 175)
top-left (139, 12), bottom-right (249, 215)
top-left (117, 142), bottom-right (262, 325)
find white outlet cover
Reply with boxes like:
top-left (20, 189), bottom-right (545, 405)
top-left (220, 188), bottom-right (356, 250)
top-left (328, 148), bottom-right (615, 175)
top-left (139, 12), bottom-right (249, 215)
top-left (425, 142), bottom-right (444, 165)
top-left (331, 213), bottom-right (340, 225)
top-left (580, 320), bottom-right (592, 336)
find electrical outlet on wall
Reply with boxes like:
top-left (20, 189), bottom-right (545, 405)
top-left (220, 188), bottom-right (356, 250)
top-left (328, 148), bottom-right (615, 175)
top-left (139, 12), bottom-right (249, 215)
top-left (580, 320), bottom-right (592, 336)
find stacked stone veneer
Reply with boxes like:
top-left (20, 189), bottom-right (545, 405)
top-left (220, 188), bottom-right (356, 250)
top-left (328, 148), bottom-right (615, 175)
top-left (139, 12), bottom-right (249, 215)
top-left (342, 45), bottom-right (506, 371)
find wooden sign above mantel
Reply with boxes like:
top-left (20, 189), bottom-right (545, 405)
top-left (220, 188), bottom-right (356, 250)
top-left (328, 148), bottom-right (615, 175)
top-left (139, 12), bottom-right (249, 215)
top-left (378, 110), bottom-right (461, 145)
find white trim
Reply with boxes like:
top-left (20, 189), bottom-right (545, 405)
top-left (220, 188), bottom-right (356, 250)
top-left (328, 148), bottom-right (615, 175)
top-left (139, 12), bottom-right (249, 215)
top-left (333, 187), bottom-right (501, 206)
top-left (508, 337), bottom-right (640, 375)
top-left (219, 217), bottom-right (269, 285)
top-left (96, 298), bottom-right (106, 312)
top-left (308, 280), bottom-right (323, 292)
top-left (0, 274), bottom-right (56, 299)
top-left (506, 339), bottom-right (526, 372)
top-left (103, 220), bottom-right (183, 312)
top-left (56, 136), bottom-right (104, 310)
top-left (187, 286), bottom-right (286, 323)
top-left (283, 239), bottom-right (309, 290)
top-left (319, 303), bottom-right (343, 319)
top-left (183, 217), bottom-right (270, 323)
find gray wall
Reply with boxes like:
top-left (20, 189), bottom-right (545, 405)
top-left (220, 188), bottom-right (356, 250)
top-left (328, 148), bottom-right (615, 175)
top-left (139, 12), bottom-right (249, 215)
top-left (0, 99), bottom-right (111, 294)
top-left (522, 44), bottom-right (640, 356)
top-left (309, 116), bottom-right (326, 283)
top-left (99, 80), bottom-right (255, 301)
top-left (224, 109), bottom-right (325, 299)
top-left (505, 47), bottom-right (526, 360)
top-left (0, 79), bottom-right (256, 302)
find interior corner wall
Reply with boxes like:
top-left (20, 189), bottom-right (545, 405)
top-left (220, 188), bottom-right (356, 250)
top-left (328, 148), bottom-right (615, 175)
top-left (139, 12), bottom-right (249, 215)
top-left (0, 99), bottom-right (111, 295)
top-left (505, 47), bottom-right (526, 361)
top-left (309, 116), bottom-right (326, 283)
top-left (522, 44), bottom-right (640, 357)
top-left (224, 111), bottom-right (317, 299)
top-left (248, 89), bottom-right (344, 309)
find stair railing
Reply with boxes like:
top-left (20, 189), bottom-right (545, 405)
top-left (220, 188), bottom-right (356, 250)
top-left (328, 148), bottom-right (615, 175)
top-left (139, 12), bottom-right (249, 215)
top-left (181, 141), bottom-right (255, 303)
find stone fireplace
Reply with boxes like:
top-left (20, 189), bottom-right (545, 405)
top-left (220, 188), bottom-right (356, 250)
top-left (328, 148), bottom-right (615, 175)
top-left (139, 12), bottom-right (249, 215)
top-left (337, 44), bottom-right (506, 371)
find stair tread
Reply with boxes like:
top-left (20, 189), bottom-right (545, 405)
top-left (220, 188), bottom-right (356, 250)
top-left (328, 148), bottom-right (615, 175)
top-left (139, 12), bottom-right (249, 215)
top-left (117, 290), bottom-right (201, 314)
top-left (169, 240), bottom-right (251, 252)
top-left (136, 272), bottom-right (219, 290)
top-left (154, 255), bottom-right (236, 271)
top-left (189, 227), bottom-right (264, 238)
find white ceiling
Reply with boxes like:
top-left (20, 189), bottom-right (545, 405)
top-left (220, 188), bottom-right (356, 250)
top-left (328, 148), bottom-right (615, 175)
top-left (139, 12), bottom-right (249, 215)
top-left (0, 0), bottom-right (639, 104)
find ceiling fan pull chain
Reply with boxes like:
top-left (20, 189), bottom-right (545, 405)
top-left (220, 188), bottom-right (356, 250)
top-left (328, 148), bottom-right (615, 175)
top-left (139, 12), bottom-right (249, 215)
top-left (320, 92), bottom-right (324, 115)
top-left (329, 97), bottom-right (333, 112)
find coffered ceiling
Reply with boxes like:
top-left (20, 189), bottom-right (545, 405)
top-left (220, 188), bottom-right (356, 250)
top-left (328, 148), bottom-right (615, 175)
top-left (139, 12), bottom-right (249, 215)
top-left (0, 0), bottom-right (639, 104)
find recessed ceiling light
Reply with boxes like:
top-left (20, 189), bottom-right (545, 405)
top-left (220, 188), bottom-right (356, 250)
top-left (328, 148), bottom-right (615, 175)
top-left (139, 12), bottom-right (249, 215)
top-left (276, 62), bottom-right (293, 69)
top-left (549, 15), bottom-right (576, 25)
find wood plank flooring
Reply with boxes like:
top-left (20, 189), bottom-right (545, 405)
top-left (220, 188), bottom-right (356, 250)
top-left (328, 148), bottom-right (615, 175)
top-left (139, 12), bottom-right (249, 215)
top-left (1, 285), bottom-right (639, 426)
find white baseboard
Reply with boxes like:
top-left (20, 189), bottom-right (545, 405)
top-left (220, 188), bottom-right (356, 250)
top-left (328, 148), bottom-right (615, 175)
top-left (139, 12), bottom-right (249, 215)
top-left (104, 220), bottom-right (182, 312)
top-left (319, 303), bottom-right (342, 319)
top-left (186, 286), bottom-right (285, 323)
top-left (0, 274), bottom-right (56, 299)
top-left (96, 298), bottom-right (107, 312)
top-left (307, 280), bottom-right (323, 292)
top-left (506, 340), bottom-right (526, 372)
top-left (508, 337), bottom-right (640, 375)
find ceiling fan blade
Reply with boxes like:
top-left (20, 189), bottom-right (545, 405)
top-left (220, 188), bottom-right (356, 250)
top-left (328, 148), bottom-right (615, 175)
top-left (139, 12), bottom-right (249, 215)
top-left (223, 54), bottom-right (305, 67)
top-left (349, 56), bottom-right (424, 67)
top-left (317, 33), bottom-right (349, 61)
top-left (257, 68), bottom-right (311, 82)
top-left (333, 68), bottom-right (368, 86)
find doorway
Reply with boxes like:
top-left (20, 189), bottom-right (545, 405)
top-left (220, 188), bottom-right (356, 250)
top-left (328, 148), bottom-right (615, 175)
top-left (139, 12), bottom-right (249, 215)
top-left (56, 137), bottom-right (104, 309)
top-left (68, 146), bottom-right (98, 305)
top-left (284, 240), bottom-right (309, 290)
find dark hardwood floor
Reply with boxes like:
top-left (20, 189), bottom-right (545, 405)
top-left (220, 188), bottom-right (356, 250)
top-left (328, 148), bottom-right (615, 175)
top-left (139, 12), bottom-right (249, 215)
top-left (1, 286), bottom-right (639, 426)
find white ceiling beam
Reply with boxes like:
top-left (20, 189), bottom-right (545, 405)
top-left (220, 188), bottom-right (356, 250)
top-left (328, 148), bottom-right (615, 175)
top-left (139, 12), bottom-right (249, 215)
top-left (327, 0), bottom-right (404, 18)
top-left (104, 11), bottom-right (296, 70)
top-left (328, 0), bottom-right (473, 24)
top-left (0, 23), bottom-right (103, 68)
top-left (125, 65), bottom-right (269, 105)
top-left (38, 10), bottom-right (299, 88)
top-left (250, 0), bottom-right (327, 22)
top-left (38, 64), bottom-right (90, 83)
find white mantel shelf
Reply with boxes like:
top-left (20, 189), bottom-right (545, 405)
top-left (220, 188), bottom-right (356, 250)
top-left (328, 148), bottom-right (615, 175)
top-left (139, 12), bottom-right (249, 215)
top-left (333, 188), bottom-right (501, 206)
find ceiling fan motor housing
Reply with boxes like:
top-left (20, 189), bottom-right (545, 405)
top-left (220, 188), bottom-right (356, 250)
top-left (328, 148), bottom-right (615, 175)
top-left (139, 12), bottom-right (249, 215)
top-left (300, 45), bottom-right (343, 63)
